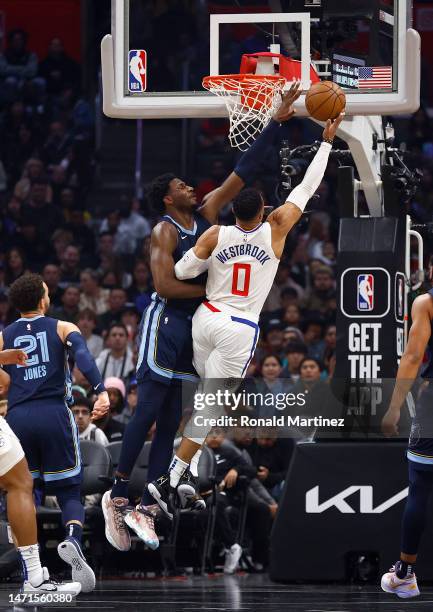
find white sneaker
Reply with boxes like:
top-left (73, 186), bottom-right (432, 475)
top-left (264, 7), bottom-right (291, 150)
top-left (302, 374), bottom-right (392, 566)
top-left (57, 537), bottom-right (96, 593)
top-left (224, 543), bottom-right (242, 574)
top-left (124, 505), bottom-right (160, 550)
top-left (381, 565), bottom-right (420, 599)
top-left (22, 566), bottom-right (81, 596)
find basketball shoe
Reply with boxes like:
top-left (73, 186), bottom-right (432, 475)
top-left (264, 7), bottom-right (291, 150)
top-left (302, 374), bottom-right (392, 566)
top-left (381, 562), bottom-right (420, 598)
top-left (177, 470), bottom-right (206, 511)
top-left (22, 566), bottom-right (81, 596)
top-left (147, 474), bottom-right (177, 519)
top-left (124, 504), bottom-right (160, 550)
top-left (57, 537), bottom-right (95, 593)
top-left (102, 490), bottom-right (131, 551)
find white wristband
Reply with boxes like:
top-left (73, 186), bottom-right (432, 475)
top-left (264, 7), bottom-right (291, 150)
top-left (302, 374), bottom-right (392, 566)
top-left (286, 141), bottom-right (332, 212)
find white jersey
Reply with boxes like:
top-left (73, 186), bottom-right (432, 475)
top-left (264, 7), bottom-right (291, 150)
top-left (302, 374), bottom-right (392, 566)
top-left (206, 222), bottom-right (279, 317)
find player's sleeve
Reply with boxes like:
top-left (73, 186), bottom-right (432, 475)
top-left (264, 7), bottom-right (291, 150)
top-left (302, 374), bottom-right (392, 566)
top-left (65, 332), bottom-right (106, 394)
top-left (174, 248), bottom-right (209, 280)
top-left (286, 142), bottom-right (332, 212)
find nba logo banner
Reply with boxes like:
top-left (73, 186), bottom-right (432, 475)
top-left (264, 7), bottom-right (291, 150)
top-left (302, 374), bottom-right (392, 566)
top-left (357, 274), bottom-right (374, 311)
top-left (128, 50), bottom-right (147, 92)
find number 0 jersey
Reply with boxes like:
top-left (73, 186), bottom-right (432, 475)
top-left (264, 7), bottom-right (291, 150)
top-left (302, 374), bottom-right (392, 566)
top-left (206, 222), bottom-right (279, 317)
top-left (2, 315), bottom-right (71, 410)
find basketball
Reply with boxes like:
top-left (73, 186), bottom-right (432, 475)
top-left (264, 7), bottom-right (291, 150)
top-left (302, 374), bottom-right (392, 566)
top-left (305, 80), bottom-right (346, 122)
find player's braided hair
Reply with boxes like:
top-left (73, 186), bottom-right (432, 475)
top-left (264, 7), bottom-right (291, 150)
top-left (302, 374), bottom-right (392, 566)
top-left (147, 172), bottom-right (177, 215)
top-left (9, 273), bottom-right (45, 313)
top-left (232, 188), bottom-right (264, 221)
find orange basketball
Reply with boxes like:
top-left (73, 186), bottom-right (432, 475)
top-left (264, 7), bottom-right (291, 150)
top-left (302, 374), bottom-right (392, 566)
top-left (305, 81), bottom-right (346, 122)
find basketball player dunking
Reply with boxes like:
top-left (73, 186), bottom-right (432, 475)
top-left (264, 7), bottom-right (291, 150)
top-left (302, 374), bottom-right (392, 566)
top-left (103, 83), bottom-right (303, 552)
top-left (143, 113), bottom-right (344, 525)
top-left (381, 271), bottom-right (433, 599)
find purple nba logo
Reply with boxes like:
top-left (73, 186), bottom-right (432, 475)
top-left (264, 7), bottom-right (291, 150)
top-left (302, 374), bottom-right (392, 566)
top-left (357, 274), bottom-right (374, 311)
top-left (128, 50), bottom-right (147, 93)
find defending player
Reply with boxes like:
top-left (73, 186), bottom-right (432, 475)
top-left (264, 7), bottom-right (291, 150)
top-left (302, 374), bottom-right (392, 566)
top-left (0, 273), bottom-right (110, 593)
top-left (145, 113), bottom-right (344, 520)
top-left (0, 348), bottom-right (83, 595)
top-left (102, 84), bottom-right (302, 551)
top-left (380, 280), bottom-right (433, 598)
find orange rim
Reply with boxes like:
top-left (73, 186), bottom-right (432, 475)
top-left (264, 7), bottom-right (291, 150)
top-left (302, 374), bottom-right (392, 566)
top-left (203, 74), bottom-right (286, 90)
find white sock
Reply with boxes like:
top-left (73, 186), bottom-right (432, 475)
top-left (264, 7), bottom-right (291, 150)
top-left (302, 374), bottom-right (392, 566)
top-left (18, 544), bottom-right (43, 586)
top-left (169, 455), bottom-right (189, 487)
top-left (190, 449), bottom-right (202, 478)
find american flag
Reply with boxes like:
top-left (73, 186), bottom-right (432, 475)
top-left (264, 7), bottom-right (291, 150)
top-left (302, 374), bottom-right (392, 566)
top-left (358, 66), bottom-right (392, 89)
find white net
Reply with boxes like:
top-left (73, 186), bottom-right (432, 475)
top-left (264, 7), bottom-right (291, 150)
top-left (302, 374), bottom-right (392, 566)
top-left (203, 74), bottom-right (287, 151)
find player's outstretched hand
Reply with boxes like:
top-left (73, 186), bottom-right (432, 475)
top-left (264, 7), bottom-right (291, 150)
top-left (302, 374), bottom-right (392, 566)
top-left (91, 391), bottom-right (110, 422)
top-left (381, 408), bottom-right (400, 438)
top-left (322, 112), bottom-right (345, 142)
top-left (273, 81), bottom-right (302, 123)
top-left (0, 349), bottom-right (28, 366)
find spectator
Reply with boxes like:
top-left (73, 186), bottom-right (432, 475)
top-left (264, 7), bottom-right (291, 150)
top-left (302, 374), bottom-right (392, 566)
top-left (247, 435), bottom-right (294, 500)
top-left (282, 326), bottom-right (304, 345)
top-left (0, 29), bottom-right (39, 102)
top-left (22, 179), bottom-right (64, 238)
top-left (104, 377), bottom-right (126, 420)
top-left (41, 120), bottom-right (71, 166)
top-left (4, 247), bottom-right (27, 286)
top-left (321, 324), bottom-right (336, 365)
top-left (280, 341), bottom-right (308, 383)
top-left (263, 264), bottom-right (304, 312)
top-left (120, 306), bottom-right (140, 346)
top-left (51, 285), bottom-right (81, 323)
top-left (59, 244), bottom-right (81, 287)
top-left (38, 37), bottom-right (80, 95)
top-left (98, 287), bottom-right (128, 331)
top-left (254, 355), bottom-right (292, 419)
top-left (282, 304), bottom-right (301, 328)
top-left (302, 318), bottom-right (325, 362)
top-left (96, 323), bottom-right (134, 381)
top-left (206, 430), bottom-right (256, 574)
top-left (72, 366), bottom-right (92, 395)
top-left (13, 159), bottom-right (46, 202)
top-left (257, 321), bottom-right (285, 362)
top-left (301, 266), bottom-right (336, 320)
top-left (73, 398), bottom-right (108, 446)
top-left (79, 269), bottom-right (109, 315)
top-left (0, 292), bottom-right (13, 330)
top-left (110, 195), bottom-right (151, 256)
top-left (42, 263), bottom-right (63, 308)
top-left (77, 308), bottom-right (103, 359)
top-left (63, 209), bottom-right (96, 260)
top-left (115, 379), bottom-right (138, 426)
top-left (127, 259), bottom-right (152, 311)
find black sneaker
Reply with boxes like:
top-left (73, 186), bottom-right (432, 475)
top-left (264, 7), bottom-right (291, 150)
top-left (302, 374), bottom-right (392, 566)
top-left (147, 473), bottom-right (177, 519)
top-left (177, 470), bottom-right (206, 511)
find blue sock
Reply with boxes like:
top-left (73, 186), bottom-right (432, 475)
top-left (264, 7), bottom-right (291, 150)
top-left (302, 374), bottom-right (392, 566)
top-left (111, 476), bottom-right (130, 500)
top-left (66, 522), bottom-right (83, 544)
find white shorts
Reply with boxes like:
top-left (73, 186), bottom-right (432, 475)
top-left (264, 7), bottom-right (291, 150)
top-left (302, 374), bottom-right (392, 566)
top-left (0, 416), bottom-right (25, 477)
top-left (192, 302), bottom-right (259, 380)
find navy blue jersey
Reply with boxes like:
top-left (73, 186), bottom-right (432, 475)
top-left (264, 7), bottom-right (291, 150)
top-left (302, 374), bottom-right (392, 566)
top-left (422, 288), bottom-right (433, 381)
top-left (161, 212), bottom-right (210, 314)
top-left (2, 315), bottom-right (71, 410)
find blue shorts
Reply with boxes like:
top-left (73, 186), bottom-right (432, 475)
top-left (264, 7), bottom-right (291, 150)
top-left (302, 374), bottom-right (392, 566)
top-left (407, 384), bottom-right (433, 470)
top-left (136, 295), bottom-right (199, 386)
top-left (6, 398), bottom-right (82, 487)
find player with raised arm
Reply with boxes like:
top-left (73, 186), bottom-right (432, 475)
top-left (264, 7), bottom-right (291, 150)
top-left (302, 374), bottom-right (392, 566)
top-left (102, 83), bottom-right (302, 552)
top-left (144, 113), bottom-right (344, 522)
top-left (380, 278), bottom-right (433, 599)
top-left (0, 273), bottom-right (110, 593)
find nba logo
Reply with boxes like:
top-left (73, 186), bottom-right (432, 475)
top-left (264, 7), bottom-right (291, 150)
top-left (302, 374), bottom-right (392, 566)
top-left (128, 50), bottom-right (147, 93)
top-left (357, 274), bottom-right (374, 311)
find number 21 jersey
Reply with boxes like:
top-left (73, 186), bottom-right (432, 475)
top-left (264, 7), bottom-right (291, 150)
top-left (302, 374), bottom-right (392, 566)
top-left (2, 315), bottom-right (70, 410)
top-left (206, 222), bottom-right (279, 317)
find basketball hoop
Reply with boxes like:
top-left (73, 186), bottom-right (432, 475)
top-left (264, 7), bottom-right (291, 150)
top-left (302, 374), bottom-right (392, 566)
top-left (202, 74), bottom-right (286, 151)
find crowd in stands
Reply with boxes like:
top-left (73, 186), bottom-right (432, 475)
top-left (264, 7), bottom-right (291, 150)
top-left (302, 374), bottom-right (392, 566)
top-left (1, 21), bottom-right (433, 573)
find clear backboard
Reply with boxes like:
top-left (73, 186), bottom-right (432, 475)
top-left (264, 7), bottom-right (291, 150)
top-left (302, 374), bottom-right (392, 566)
top-left (101, 0), bottom-right (420, 119)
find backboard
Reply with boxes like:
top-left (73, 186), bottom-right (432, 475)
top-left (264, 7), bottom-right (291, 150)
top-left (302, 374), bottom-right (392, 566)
top-left (101, 0), bottom-right (420, 119)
